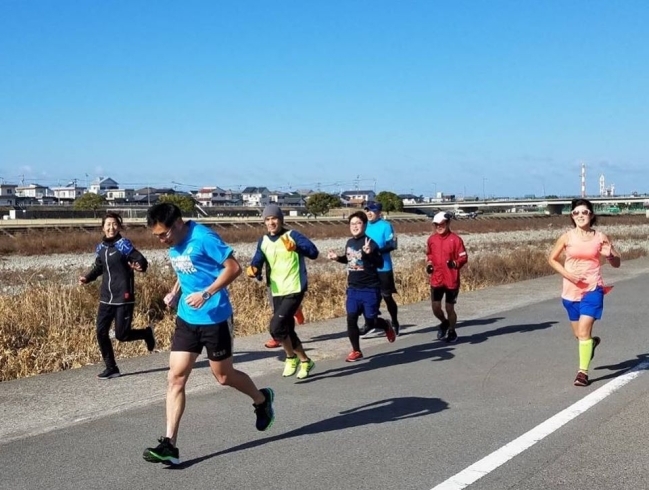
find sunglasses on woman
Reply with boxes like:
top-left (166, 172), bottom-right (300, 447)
top-left (571, 209), bottom-right (591, 216)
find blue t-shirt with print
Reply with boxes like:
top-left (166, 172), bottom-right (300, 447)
top-left (169, 221), bottom-right (234, 325)
top-left (365, 219), bottom-right (395, 272)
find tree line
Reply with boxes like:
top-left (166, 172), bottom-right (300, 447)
top-left (73, 191), bottom-right (404, 218)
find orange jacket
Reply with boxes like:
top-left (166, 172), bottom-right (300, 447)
top-left (425, 231), bottom-right (468, 289)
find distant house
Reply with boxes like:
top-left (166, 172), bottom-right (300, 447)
top-left (196, 186), bottom-right (236, 206)
top-left (105, 188), bottom-right (135, 202)
top-left (89, 177), bottom-right (119, 194)
top-left (52, 183), bottom-right (86, 203)
top-left (131, 194), bottom-right (159, 205)
top-left (0, 183), bottom-right (17, 206)
top-left (131, 187), bottom-right (177, 205)
top-left (267, 190), bottom-right (285, 205)
top-left (241, 186), bottom-right (270, 207)
top-left (340, 190), bottom-right (376, 207)
top-left (224, 189), bottom-right (243, 205)
top-left (398, 193), bottom-right (421, 205)
top-left (282, 192), bottom-right (307, 207)
top-left (135, 187), bottom-right (159, 197)
top-left (16, 183), bottom-right (53, 199)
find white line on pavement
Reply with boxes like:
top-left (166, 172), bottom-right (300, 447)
top-left (431, 360), bottom-right (649, 490)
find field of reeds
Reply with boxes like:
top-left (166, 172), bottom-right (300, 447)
top-left (1, 214), bottom-right (647, 381)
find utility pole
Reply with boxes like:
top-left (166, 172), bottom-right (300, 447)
top-left (482, 177), bottom-right (487, 201)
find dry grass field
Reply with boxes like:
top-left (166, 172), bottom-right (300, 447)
top-left (1, 214), bottom-right (647, 381)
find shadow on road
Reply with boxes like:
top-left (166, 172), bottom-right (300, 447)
top-left (458, 320), bottom-right (558, 345)
top-left (396, 317), bottom-right (504, 338)
top-left (296, 342), bottom-right (456, 383)
top-left (120, 366), bottom-right (169, 377)
top-left (459, 317), bottom-right (505, 328)
top-left (307, 324), bottom-right (417, 343)
top-left (296, 319), bottom-right (557, 383)
top-left (590, 353), bottom-right (649, 384)
top-left (170, 396), bottom-right (449, 469)
top-left (233, 350), bottom-right (284, 364)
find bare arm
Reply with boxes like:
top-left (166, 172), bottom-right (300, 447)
top-left (184, 255), bottom-right (242, 308)
top-left (548, 233), bottom-right (580, 283)
top-left (600, 233), bottom-right (621, 269)
top-left (205, 256), bottom-right (242, 295)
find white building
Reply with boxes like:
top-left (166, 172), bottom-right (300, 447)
top-left (196, 186), bottom-right (234, 206)
top-left (241, 186), bottom-right (270, 207)
top-left (15, 183), bottom-right (53, 199)
top-left (105, 189), bottom-right (135, 202)
top-left (0, 183), bottom-right (17, 206)
top-left (89, 177), bottom-right (119, 194)
top-left (340, 190), bottom-right (376, 207)
top-left (52, 183), bottom-right (87, 202)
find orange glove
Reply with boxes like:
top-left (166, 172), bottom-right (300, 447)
top-left (280, 234), bottom-right (296, 252)
top-left (246, 265), bottom-right (260, 279)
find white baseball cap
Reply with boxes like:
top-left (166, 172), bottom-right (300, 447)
top-left (432, 211), bottom-right (450, 224)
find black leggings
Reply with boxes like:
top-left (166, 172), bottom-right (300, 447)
top-left (269, 293), bottom-right (304, 349)
top-left (347, 314), bottom-right (390, 352)
top-left (96, 302), bottom-right (148, 369)
top-left (381, 295), bottom-right (399, 323)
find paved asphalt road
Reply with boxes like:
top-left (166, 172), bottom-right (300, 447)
top-left (2, 259), bottom-right (649, 490)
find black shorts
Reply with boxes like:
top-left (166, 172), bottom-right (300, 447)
top-left (270, 292), bottom-right (304, 340)
top-left (430, 286), bottom-right (459, 304)
top-left (171, 316), bottom-right (233, 361)
top-left (378, 271), bottom-right (398, 296)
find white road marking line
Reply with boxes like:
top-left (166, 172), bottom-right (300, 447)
top-left (431, 360), bottom-right (649, 490)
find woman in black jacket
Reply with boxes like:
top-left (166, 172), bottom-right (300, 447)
top-left (79, 212), bottom-right (155, 379)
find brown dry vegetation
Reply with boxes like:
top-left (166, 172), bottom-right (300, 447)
top-left (1, 214), bottom-right (647, 381)
top-left (0, 213), bottom-right (647, 256)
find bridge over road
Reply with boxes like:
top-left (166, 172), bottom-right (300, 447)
top-left (405, 195), bottom-right (649, 216)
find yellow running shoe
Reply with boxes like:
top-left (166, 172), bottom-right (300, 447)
top-left (282, 356), bottom-right (300, 377)
top-left (296, 359), bottom-right (315, 379)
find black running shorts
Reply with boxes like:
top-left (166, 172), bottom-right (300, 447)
top-left (269, 292), bottom-right (304, 340)
top-left (171, 316), bottom-right (233, 361)
top-left (430, 286), bottom-right (459, 304)
top-left (378, 271), bottom-right (398, 296)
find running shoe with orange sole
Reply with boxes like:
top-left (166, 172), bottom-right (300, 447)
top-left (346, 351), bottom-right (363, 362)
top-left (264, 338), bottom-right (281, 349)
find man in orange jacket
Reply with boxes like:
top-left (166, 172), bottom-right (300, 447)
top-left (426, 212), bottom-right (468, 343)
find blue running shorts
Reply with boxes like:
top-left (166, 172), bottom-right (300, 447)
top-left (562, 286), bottom-right (604, 321)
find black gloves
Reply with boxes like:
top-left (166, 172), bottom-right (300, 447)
top-left (428, 261), bottom-right (458, 273)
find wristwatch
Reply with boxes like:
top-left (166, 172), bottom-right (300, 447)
top-left (201, 291), bottom-right (212, 300)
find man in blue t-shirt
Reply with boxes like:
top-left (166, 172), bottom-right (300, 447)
top-left (142, 203), bottom-right (275, 466)
top-left (363, 201), bottom-right (400, 336)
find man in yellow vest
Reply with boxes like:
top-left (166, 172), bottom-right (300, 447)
top-left (246, 204), bottom-right (319, 379)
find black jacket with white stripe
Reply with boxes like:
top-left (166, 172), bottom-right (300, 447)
top-left (83, 234), bottom-right (148, 305)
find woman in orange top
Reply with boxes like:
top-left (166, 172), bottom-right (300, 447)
top-left (548, 199), bottom-right (621, 387)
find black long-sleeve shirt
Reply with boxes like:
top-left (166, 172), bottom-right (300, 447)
top-left (83, 234), bottom-right (148, 305)
top-left (335, 234), bottom-right (384, 289)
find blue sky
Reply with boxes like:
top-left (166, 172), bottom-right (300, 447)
top-left (1, 1), bottom-right (647, 198)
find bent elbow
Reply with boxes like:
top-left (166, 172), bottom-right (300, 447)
top-left (232, 263), bottom-right (242, 277)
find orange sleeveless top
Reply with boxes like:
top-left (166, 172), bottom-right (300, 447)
top-left (561, 229), bottom-right (604, 301)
